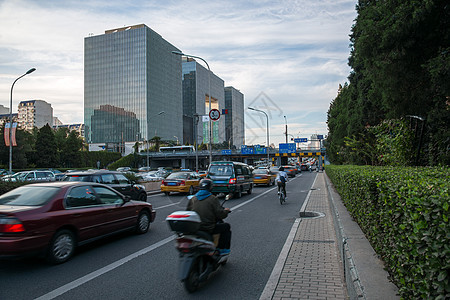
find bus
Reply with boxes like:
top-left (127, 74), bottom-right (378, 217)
top-left (159, 145), bottom-right (195, 153)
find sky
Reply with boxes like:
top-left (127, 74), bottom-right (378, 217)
top-left (0, 0), bottom-right (357, 147)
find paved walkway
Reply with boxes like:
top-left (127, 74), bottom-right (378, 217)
top-left (260, 172), bottom-right (347, 299)
top-left (260, 171), bottom-right (399, 300)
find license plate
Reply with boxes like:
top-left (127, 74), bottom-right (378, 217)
top-left (215, 181), bottom-right (226, 184)
top-left (255, 176), bottom-right (261, 179)
top-left (167, 182), bottom-right (176, 186)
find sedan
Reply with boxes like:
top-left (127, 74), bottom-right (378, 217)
top-left (160, 171), bottom-right (201, 195)
top-left (252, 169), bottom-right (276, 186)
top-left (282, 165), bottom-right (297, 177)
top-left (0, 181), bottom-right (156, 264)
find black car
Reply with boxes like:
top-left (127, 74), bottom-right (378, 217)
top-left (63, 170), bottom-right (147, 202)
top-left (207, 161), bottom-right (253, 198)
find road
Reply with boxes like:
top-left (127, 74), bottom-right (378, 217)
top-left (0, 172), bottom-right (318, 300)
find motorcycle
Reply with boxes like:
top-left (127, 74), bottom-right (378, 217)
top-left (166, 195), bottom-right (231, 293)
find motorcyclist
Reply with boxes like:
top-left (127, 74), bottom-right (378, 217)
top-left (276, 166), bottom-right (288, 198)
top-left (186, 178), bottom-right (231, 255)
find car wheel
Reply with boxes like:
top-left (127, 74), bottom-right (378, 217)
top-left (188, 186), bottom-right (194, 195)
top-left (234, 188), bottom-right (242, 198)
top-left (46, 229), bottom-right (76, 264)
top-left (247, 185), bottom-right (252, 195)
top-left (138, 192), bottom-right (147, 202)
top-left (135, 211), bottom-right (150, 234)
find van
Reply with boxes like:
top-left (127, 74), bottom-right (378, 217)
top-left (207, 161), bottom-right (253, 198)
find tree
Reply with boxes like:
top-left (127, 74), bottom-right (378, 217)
top-left (35, 124), bottom-right (58, 168)
top-left (61, 131), bottom-right (83, 168)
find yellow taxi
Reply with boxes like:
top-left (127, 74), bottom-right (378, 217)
top-left (252, 168), bottom-right (276, 186)
top-left (161, 171), bottom-right (202, 195)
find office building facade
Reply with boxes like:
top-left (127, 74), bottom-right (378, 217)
top-left (84, 24), bottom-right (182, 152)
top-left (224, 86), bottom-right (245, 148)
top-left (181, 58), bottom-right (225, 146)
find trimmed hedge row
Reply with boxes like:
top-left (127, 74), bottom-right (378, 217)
top-left (326, 165), bottom-right (449, 299)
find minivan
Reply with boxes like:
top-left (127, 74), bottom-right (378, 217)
top-left (207, 161), bottom-right (253, 198)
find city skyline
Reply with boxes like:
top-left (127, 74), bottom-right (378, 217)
top-left (0, 0), bottom-right (357, 147)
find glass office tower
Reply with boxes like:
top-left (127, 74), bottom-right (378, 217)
top-left (224, 86), bottom-right (245, 148)
top-left (84, 24), bottom-right (182, 146)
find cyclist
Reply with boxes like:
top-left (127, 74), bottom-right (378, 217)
top-left (276, 166), bottom-right (288, 198)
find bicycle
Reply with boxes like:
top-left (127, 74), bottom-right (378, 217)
top-left (279, 189), bottom-right (286, 204)
top-left (277, 182), bottom-right (286, 204)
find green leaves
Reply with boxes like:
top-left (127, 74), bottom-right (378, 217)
top-left (327, 165), bottom-right (449, 299)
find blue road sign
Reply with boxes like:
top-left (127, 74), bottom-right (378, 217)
top-left (240, 145), bottom-right (254, 155)
top-left (279, 143), bottom-right (296, 153)
top-left (294, 138), bottom-right (308, 143)
top-left (317, 135), bottom-right (324, 139)
top-left (222, 149), bottom-right (232, 155)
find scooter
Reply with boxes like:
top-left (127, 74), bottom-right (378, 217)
top-left (166, 196), bottom-right (230, 293)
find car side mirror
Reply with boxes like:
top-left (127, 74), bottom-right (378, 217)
top-left (123, 195), bottom-right (131, 204)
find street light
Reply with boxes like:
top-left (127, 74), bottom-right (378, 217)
top-left (9, 68), bottom-right (36, 174)
top-left (147, 111), bottom-right (165, 168)
top-left (248, 107), bottom-right (270, 168)
top-left (172, 50), bottom-right (213, 166)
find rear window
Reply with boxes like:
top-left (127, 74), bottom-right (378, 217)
top-left (0, 186), bottom-right (59, 206)
top-left (209, 165), bottom-right (233, 176)
top-left (64, 175), bottom-right (92, 182)
top-left (253, 169), bottom-right (268, 174)
top-left (166, 172), bottom-right (189, 179)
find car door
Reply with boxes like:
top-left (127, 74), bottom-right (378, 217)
top-left (92, 185), bottom-right (136, 232)
top-left (64, 185), bottom-right (106, 242)
top-left (113, 173), bottom-right (134, 198)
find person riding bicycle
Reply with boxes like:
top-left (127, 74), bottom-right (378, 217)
top-left (186, 178), bottom-right (231, 255)
top-left (276, 166), bottom-right (288, 198)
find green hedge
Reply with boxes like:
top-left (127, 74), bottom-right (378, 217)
top-left (326, 165), bottom-right (449, 299)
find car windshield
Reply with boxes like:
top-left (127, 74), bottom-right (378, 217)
top-left (167, 172), bottom-right (189, 179)
top-left (64, 175), bottom-right (92, 182)
top-left (209, 165), bottom-right (233, 176)
top-left (0, 186), bottom-right (59, 206)
top-left (253, 169), bottom-right (268, 174)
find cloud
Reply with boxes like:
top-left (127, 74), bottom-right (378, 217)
top-left (0, 0), bottom-right (356, 141)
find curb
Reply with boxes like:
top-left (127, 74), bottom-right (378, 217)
top-left (324, 171), bottom-right (399, 300)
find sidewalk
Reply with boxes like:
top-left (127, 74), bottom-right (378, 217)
top-left (260, 172), bottom-right (399, 300)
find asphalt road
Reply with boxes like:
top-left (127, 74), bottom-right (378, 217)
top-left (0, 172), bottom-right (318, 300)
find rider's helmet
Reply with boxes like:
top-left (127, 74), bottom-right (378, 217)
top-left (198, 178), bottom-right (213, 191)
top-left (279, 166), bottom-right (285, 171)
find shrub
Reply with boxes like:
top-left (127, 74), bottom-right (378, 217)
top-left (326, 165), bottom-right (449, 299)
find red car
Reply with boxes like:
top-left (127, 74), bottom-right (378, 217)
top-left (0, 181), bottom-right (156, 264)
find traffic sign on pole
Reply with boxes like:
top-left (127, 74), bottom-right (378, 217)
top-left (209, 109), bottom-right (220, 121)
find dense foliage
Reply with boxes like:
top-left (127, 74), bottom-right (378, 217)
top-left (0, 125), bottom-right (121, 170)
top-left (326, 165), bottom-right (449, 299)
top-left (327, 0), bottom-right (449, 166)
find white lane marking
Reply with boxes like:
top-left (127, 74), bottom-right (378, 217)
top-left (259, 218), bottom-right (301, 300)
top-left (300, 173), bottom-right (318, 212)
top-left (35, 175), bottom-right (305, 299)
top-left (34, 236), bottom-right (174, 300)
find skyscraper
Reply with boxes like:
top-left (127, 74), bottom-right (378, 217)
top-left (224, 87), bottom-right (245, 148)
top-left (84, 24), bottom-right (182, 151)
top-left (181, 58), bottom-right (225, 146)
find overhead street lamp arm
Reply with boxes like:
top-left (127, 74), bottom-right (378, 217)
top-left (172, 50), bottom-right (212, 166)
top-left (9, 68), bottom-right (36, 174)
top-left (248, 107), bottom-right (270, 167)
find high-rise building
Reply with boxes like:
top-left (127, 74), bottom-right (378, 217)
top-left (181, 58), bottom-right (225, 146)
top-left (17, 100), bottom-right (53, 130)
top-left (224, 87), bottom-right (245, 148)
top-left (84, 24), bottom-right (182, 153)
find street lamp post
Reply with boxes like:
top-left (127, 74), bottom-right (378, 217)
top-left (172, 50), bottom-right (212, 166)
top-left (9, 68), bottom-right (36, 174)
top-left (248, 107), bottom-right (270, 168)
top-left (284, 115), bottom-right (288, 143)
top-left (147, 111), bottom-right (165, 168)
